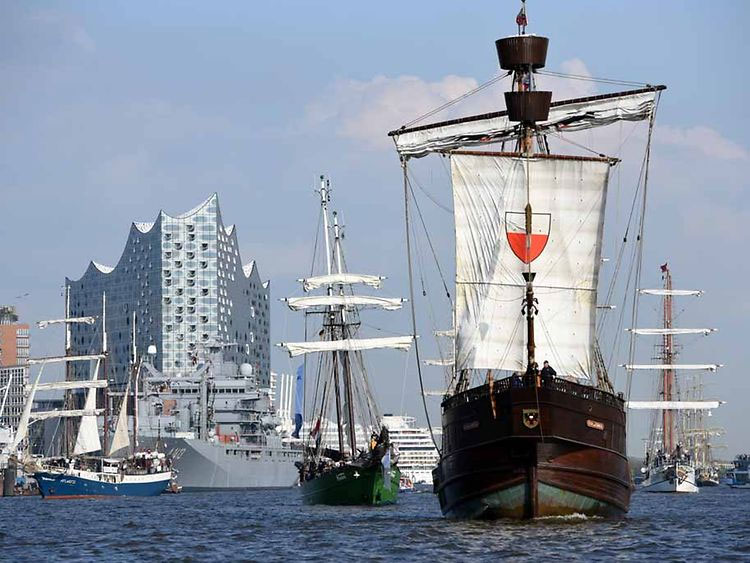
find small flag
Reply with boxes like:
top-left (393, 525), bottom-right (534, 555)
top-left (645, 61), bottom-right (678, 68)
top-left (660, 263), bottom-right (669, 272)
top-left (310, 418), bottom-right (321, 438)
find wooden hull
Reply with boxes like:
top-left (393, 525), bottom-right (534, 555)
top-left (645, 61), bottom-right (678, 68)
top-left (300, 463), bottom-right (400, 506)
top-left (434, 377), bottom-right (631, 519)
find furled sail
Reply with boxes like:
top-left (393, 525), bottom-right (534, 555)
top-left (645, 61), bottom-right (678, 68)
top-left (35, 380), bottom-right (108, 391)
top-left (452, 152), bottom-right (610, 378)
top-left (73, 359), bottom-right (103, 455)
top-left (301, 273), bottom-right (384, 292)
top-left (423, 357), bottom-right (454, 366)
top-left (30, 409), bottom-right (104, 421)
top-left (108, 378), bottom-right (132, 456)
top-left (623, 364), bottom-right (722, 371)
top-left (284, 295), bottom-right (404, 311)
top-left (27, 353), bottom-right (106, 365)
top-left (390, 87), bottom-right (664, 158)
top-left (639, 289), bottom-right (703, 297)
top-left (627, 401), bottom-right (721, 410)
top-left (278, 336), bottom-right (413, 357)
top-left (627, 328), bottom-right (716, 336)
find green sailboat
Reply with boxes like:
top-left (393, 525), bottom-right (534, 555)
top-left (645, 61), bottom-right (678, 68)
top-left (279, 176), bottom-right (410, 505)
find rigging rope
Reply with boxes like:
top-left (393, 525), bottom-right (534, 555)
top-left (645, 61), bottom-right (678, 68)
top-left (402, 159), bottom-right (441, 454)
top-left (403, 72), bottom-right (511, 129)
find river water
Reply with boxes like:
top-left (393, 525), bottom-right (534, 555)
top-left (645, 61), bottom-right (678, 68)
top-left (2, 486), bottom-right (747, 561)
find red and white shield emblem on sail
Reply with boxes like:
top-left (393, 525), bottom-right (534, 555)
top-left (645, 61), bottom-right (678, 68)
top-left (505, 211), bottom-right (551, 264)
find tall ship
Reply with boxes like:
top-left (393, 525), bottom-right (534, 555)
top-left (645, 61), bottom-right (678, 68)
top-left (6, 312), bottom-right (173, 498)
top-left (137, 343), bottom-right (301, 489)
top-left (388, 4), bottom-right (666, 518)
top-left (632, 264), bottom-right (722, 493)
top-left (383, 414), bottom-right (440, 486)
top-left (278, 177), bottom-right (409, 505)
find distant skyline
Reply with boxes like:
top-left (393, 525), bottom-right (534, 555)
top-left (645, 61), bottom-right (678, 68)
top-left (1, 1), bottom-right (748, 455)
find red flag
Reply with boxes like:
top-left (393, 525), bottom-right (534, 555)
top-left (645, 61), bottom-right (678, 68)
top-left (516, 8), bottom-right (527, 27)
top-left (310, 418), bottom-right (321, 438)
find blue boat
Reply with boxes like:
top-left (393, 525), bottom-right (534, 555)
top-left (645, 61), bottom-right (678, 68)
top-left (34, 453), bottom-right (172, 499)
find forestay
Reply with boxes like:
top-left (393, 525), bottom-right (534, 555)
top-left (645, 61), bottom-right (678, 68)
top-left (278, 336), bottom-right (413, 358)
top-left (452, 153), bottom-right (610, 379)
top-left (391, 88), bottom-right (663, 158)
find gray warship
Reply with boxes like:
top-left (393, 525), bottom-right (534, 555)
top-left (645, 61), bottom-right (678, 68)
top-left (137, 343), bottom-right (301, 489)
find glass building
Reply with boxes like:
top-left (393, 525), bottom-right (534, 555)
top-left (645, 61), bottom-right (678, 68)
top-left (66, 194), bottom-right (270, 386)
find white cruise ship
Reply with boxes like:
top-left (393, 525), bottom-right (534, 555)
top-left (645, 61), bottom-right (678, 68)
top-left (383, 414), bottom-right (440, 485)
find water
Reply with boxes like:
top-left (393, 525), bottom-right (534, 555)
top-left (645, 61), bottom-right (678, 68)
top-left (2, 487), bottom-right (747, 561)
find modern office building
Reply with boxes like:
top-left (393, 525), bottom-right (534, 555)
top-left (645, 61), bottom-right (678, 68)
top-left (66, 194), bottom-right (270, 386)
top-left (0, 306), bottom-right (30, 432)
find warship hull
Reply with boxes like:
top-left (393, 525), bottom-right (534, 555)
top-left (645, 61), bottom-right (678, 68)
top-left (434, 376), bottom-right (631, 519)
top-left (300, 463), bottom-right (400, 505)
top-left (143, 437), bottom-right (301, 490)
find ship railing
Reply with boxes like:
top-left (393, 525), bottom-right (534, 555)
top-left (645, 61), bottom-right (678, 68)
top-left (443, 374), bottom-right (624, 411)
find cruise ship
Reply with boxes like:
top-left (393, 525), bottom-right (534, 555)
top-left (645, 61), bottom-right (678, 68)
top-left (383, 414), bottom-right (440, 485)
top-left (137, 344), bottom-right (301, 489)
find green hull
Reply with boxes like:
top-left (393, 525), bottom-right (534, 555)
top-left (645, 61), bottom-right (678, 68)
top-left (301, 463), bottom-right (400, 506)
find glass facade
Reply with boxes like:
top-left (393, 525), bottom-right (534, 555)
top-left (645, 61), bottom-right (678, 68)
top-left (67, 194), bottom-right (270, 387)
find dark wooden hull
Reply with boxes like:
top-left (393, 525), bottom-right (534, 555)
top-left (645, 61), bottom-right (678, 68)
top-left (434, 376), bottom-right (631, 519)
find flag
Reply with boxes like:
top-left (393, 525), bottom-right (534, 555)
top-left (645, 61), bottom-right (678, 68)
top-left (660, 263), bottom-right (669, 272)
top-left (310, 418), bottom-right (321, 439)
top-left (292, 364), bottom-right (303, 438)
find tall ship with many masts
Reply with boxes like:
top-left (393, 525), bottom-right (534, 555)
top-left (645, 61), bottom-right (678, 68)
top-left (389, 4), bottom-right (666, 518)
top-left (278, 178), bottom-right (409, 505)
top-left (631, 264), bottom-right (723, 493)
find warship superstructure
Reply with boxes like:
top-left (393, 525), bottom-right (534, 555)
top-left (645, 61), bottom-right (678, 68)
top-left (137, 343), bottom-right (301, 489)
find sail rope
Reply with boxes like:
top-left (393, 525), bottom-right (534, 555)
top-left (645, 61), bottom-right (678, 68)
top-left (402, 159), bottom-right (441, 454)
top-left (403, 72), bottom-right (511, 129)
top-left (536, 69), bottom-right (651, 88)
top-left (625, 92), bottom-right (662, 402)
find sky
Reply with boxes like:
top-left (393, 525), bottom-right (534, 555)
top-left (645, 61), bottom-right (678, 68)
top-left (1, 1), bottom-right (748, 456)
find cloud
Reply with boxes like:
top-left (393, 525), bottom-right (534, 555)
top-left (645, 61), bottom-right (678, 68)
top-left (306, 74), bottom-right (480, 148)
top-left (30, 9), bottom-right (96, 52)
top-left (657, 125), bottom-right (748, 160)
top-left (305, 59), bottom-right (603, 150)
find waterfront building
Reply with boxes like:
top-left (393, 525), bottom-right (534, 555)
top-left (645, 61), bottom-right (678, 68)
top-left (0, 306), bottom-right (30, 432)
top-left (66, 194), bottom-right (270, 386)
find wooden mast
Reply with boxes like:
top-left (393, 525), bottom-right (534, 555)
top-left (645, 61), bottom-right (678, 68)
top-left (662, 264), bottom-right (675, 454)
top-left (333, 211), bottom-right (357, 456)
top-left (319, 177), bottom-right (345, 456)
top-left (497, 3), bottom-right (550, 376)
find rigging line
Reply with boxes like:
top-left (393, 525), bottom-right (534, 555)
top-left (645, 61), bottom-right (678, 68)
top-left (626, 93), bottom-right (661, 402)
top-left (546, 130), bottom-right (609, 158)
top-left (407, 174), bottom-right (453, 304)
top-left (403, 72), bottom-right (511, 128)
top-left (408, 167), bottom-right (453, 214)
top-left (536, 70), bottom-right (649, 87)
top-left (402, 159), bottom-right (441, 454)
top-left (309, 203), bottom-right (324, 278)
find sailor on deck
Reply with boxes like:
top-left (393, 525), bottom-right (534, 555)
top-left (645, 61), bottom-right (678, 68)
top-left (540, 361), bottom-right (556, 379)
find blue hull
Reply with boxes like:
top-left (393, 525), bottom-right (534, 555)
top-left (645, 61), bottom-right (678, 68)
top-left (34, 472), bottom-right (170, 499)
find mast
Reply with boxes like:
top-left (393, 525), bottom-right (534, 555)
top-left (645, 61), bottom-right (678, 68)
top-left (661, 264), bottom-right (675, 454)
top-left (131, 311), bottom-right (139, 451)
top-left (102, 291), bottom-right (109, 455)
top-left (497, 3), bottom-right (550, 375)
top-left (63, 283), bottom-right (73, 457)
top-left (319, 177), bottom-right (345, 456)
top-left (333, 211), bottom-right (357, 456)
